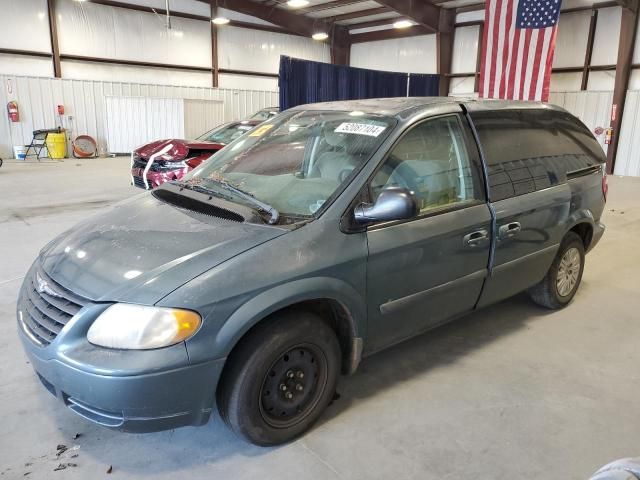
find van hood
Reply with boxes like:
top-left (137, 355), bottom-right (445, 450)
top-left (39, 193), bottom-right (286, 304)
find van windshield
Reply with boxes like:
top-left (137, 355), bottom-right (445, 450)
top-left (182, 110), bottom-right (395, 219)
top-left (196, 123), bottom-right (255, 144)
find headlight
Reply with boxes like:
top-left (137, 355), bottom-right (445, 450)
top-left (87, 304), bottom-right (201, 350)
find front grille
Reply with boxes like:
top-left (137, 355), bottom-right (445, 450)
top-left (132, 157), bottom-right (148, 170)
top-left (133, 176), bottom-right (149, 189)
top-left (18, 267), bottom-right (88, 346)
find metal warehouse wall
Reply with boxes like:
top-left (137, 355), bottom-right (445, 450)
top-left (0, 75), bottom-right (278, 158)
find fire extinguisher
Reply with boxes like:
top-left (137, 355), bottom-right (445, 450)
top-left (7, 101), bottom-right (19, 122)
top-left (605, 128), bottom-right (613, 145)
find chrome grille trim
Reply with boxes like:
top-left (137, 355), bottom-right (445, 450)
top-left (18, 266), bottom-right (88, 347)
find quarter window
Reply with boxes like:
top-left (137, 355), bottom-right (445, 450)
top-left (370, 116), bottom-right (482, 214)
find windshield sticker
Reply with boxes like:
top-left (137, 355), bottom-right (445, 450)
top-left (334, 123), bottom-right (386, 137)
top-left (249, 124), bottom-right (274, 137)
top-left (237, 125), bottom-right (253, 131)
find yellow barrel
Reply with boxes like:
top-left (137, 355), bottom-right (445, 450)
top-left (46, 132), bottom-right (67, 159)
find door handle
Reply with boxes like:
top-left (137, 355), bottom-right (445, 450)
top-left (499, 222), bottom-right (521, 239)
top-left (463, 229), bottom-right (489, 247)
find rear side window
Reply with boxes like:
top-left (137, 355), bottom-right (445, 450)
top-left (471, 109), bottom-right (605, 202)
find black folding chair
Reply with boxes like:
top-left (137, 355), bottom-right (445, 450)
top-left (25, 128), bottom-right (62, 160)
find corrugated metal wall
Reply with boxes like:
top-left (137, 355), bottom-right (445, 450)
top-left (549, 90), bottom-right (614, 154)
top-left (615, 91), bottom-right (640, 176)
top-left (0, 74), bottom-right (278, 157)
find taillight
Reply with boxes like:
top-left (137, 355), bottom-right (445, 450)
top-left (602, 168), bottom-right (608, 201)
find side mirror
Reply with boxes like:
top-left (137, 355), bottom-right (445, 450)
top-left (354, 187), bottom-right (419, 225)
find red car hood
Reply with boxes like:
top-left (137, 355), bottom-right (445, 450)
top-left (134, 139), bottom-right (224, 160)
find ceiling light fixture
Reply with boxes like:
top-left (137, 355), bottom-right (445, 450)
top-left (212, 16), bottom-right (230, 25)
top-left (287, 0), bottom-right (310, 7)
top-left (393, 19), bottom-right (413, 29)
top-left (312, 32), bottom-right (329, 41)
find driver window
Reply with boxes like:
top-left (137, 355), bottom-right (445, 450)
top-left (370, 116), bottom-right (480, 213)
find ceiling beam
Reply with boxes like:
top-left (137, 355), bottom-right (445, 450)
top-left (375, 0), bottom-right (441, 32)
top-left (299, 0), bottom-right (371, 14)
top-left (350, 24), bottom-right (432, 42)
top-left (325, 7), bottom-right (391, 23)
top-left (204, 0), bottom-right (333, 37)
top-left (348, 17), bottom-right (404, 30)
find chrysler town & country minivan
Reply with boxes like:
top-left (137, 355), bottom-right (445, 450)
top-left (17, 98), bottom-right (606, 445)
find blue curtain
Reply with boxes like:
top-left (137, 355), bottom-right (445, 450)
top-left (408, 74), bottom-right (441, 97)
top-left (279, 56), bottom-right (440, 110)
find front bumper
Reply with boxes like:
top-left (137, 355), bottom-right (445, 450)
top-left (19, 333), bottom-right (225, 432)
top-left (16, 266), bottom-right (225, 433)
top-left (131, 166), bottom-right (190, 190)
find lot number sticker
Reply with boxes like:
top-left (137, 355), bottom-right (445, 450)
top-left (249, 124), bottom-right (275, 137)
top-left (335, 123), bottom-right (386, 137)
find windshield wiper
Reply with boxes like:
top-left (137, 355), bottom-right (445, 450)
top-left (211, 179), bottom-right (280, 225)
top-left (176, 182), bottom-right (234, 202)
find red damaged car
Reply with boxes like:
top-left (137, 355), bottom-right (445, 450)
top-left (131, 119), bottom-right (262, 189)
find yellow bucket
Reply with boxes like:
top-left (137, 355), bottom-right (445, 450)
top-left (46, 132), bottom-right (66, 159)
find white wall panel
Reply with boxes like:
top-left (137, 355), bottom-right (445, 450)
top-left (0, 54), bottom-right (53, 77)
top-left (105, 96), bottom-right (184, 153)
top-left (452, 26), bottom-right (479, 74)
top-left (449, 76), bottom-right (476, 95)
top-left (57, 0), bottom-right (211, 67)
top-left (122, 0), bottom-right (210, 17)
top-left (61, 60), bottom-right (212, 87)
top-left (455, 10), bottom-right (484, 23)
top-left (587, 70), bottom-right (615, 90)
top-left (218, 73), bottom-right (279, 91)
top-left (615, 90), bottom-right (640, 176)
top-left (549, 90), bottom-right (612, 153)
top-left (218, 27), bottom-right (329, 74)
top-left (629, 70), bottom-right (640, 90)
top-left (550, 72), bottom-right (582, 91)
top-left (217, 8), bottom-right (278, 27)
top-left (591, 7), bottom-right (621, 66)
top-left (553, 11), bottom-right (591, 68)
top-left (0, 0), bottom-right (50, 52)
top-left (350, 35), bottom-right (437, 74)
top-left (0, 74), bottom-right (278, 158)
top-left (184, 99), bottom-right (225, 140)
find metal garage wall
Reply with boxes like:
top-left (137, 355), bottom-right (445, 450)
top-left (614, 91), bottom-right (640, 176)
top-left (549, 90), bottom-right (613, 154)
top-left (105, 96), bottom-right (184, 153)
top-left (183, 99), bottom-right (225, 140)
top-left (0, 74), bottom-right (278, 158)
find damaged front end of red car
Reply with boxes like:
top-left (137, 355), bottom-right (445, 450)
top-left (131, 140), bottom-right (222, 190)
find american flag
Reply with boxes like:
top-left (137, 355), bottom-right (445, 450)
top-left (479, 0), bottom-right (562, 102)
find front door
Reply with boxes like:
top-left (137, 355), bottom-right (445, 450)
top-left (364, 114), bottom-right (492, 353)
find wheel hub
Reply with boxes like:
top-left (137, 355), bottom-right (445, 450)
top-left (260, 346), bottom-right (323, 427)
top-left (556, 247), bottom-right (581, 297)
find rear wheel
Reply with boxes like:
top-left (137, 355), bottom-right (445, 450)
top-left (217, 310), bottom-right (340, 446)
top-left (528, 231), bottom-right (585, 309)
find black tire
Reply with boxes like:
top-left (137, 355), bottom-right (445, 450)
top-left (217, 310), bottom-right (341, 446)
top-left (528, 231), bottom-right (585, 309)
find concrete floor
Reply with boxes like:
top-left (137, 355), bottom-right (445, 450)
top-left (1, 157), bottom-right (639, 480)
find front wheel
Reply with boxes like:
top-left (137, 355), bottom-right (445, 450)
top-left (528, 231), bottom-right (585, 309)
top-left (217, 310), bottom-right (341, 446)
